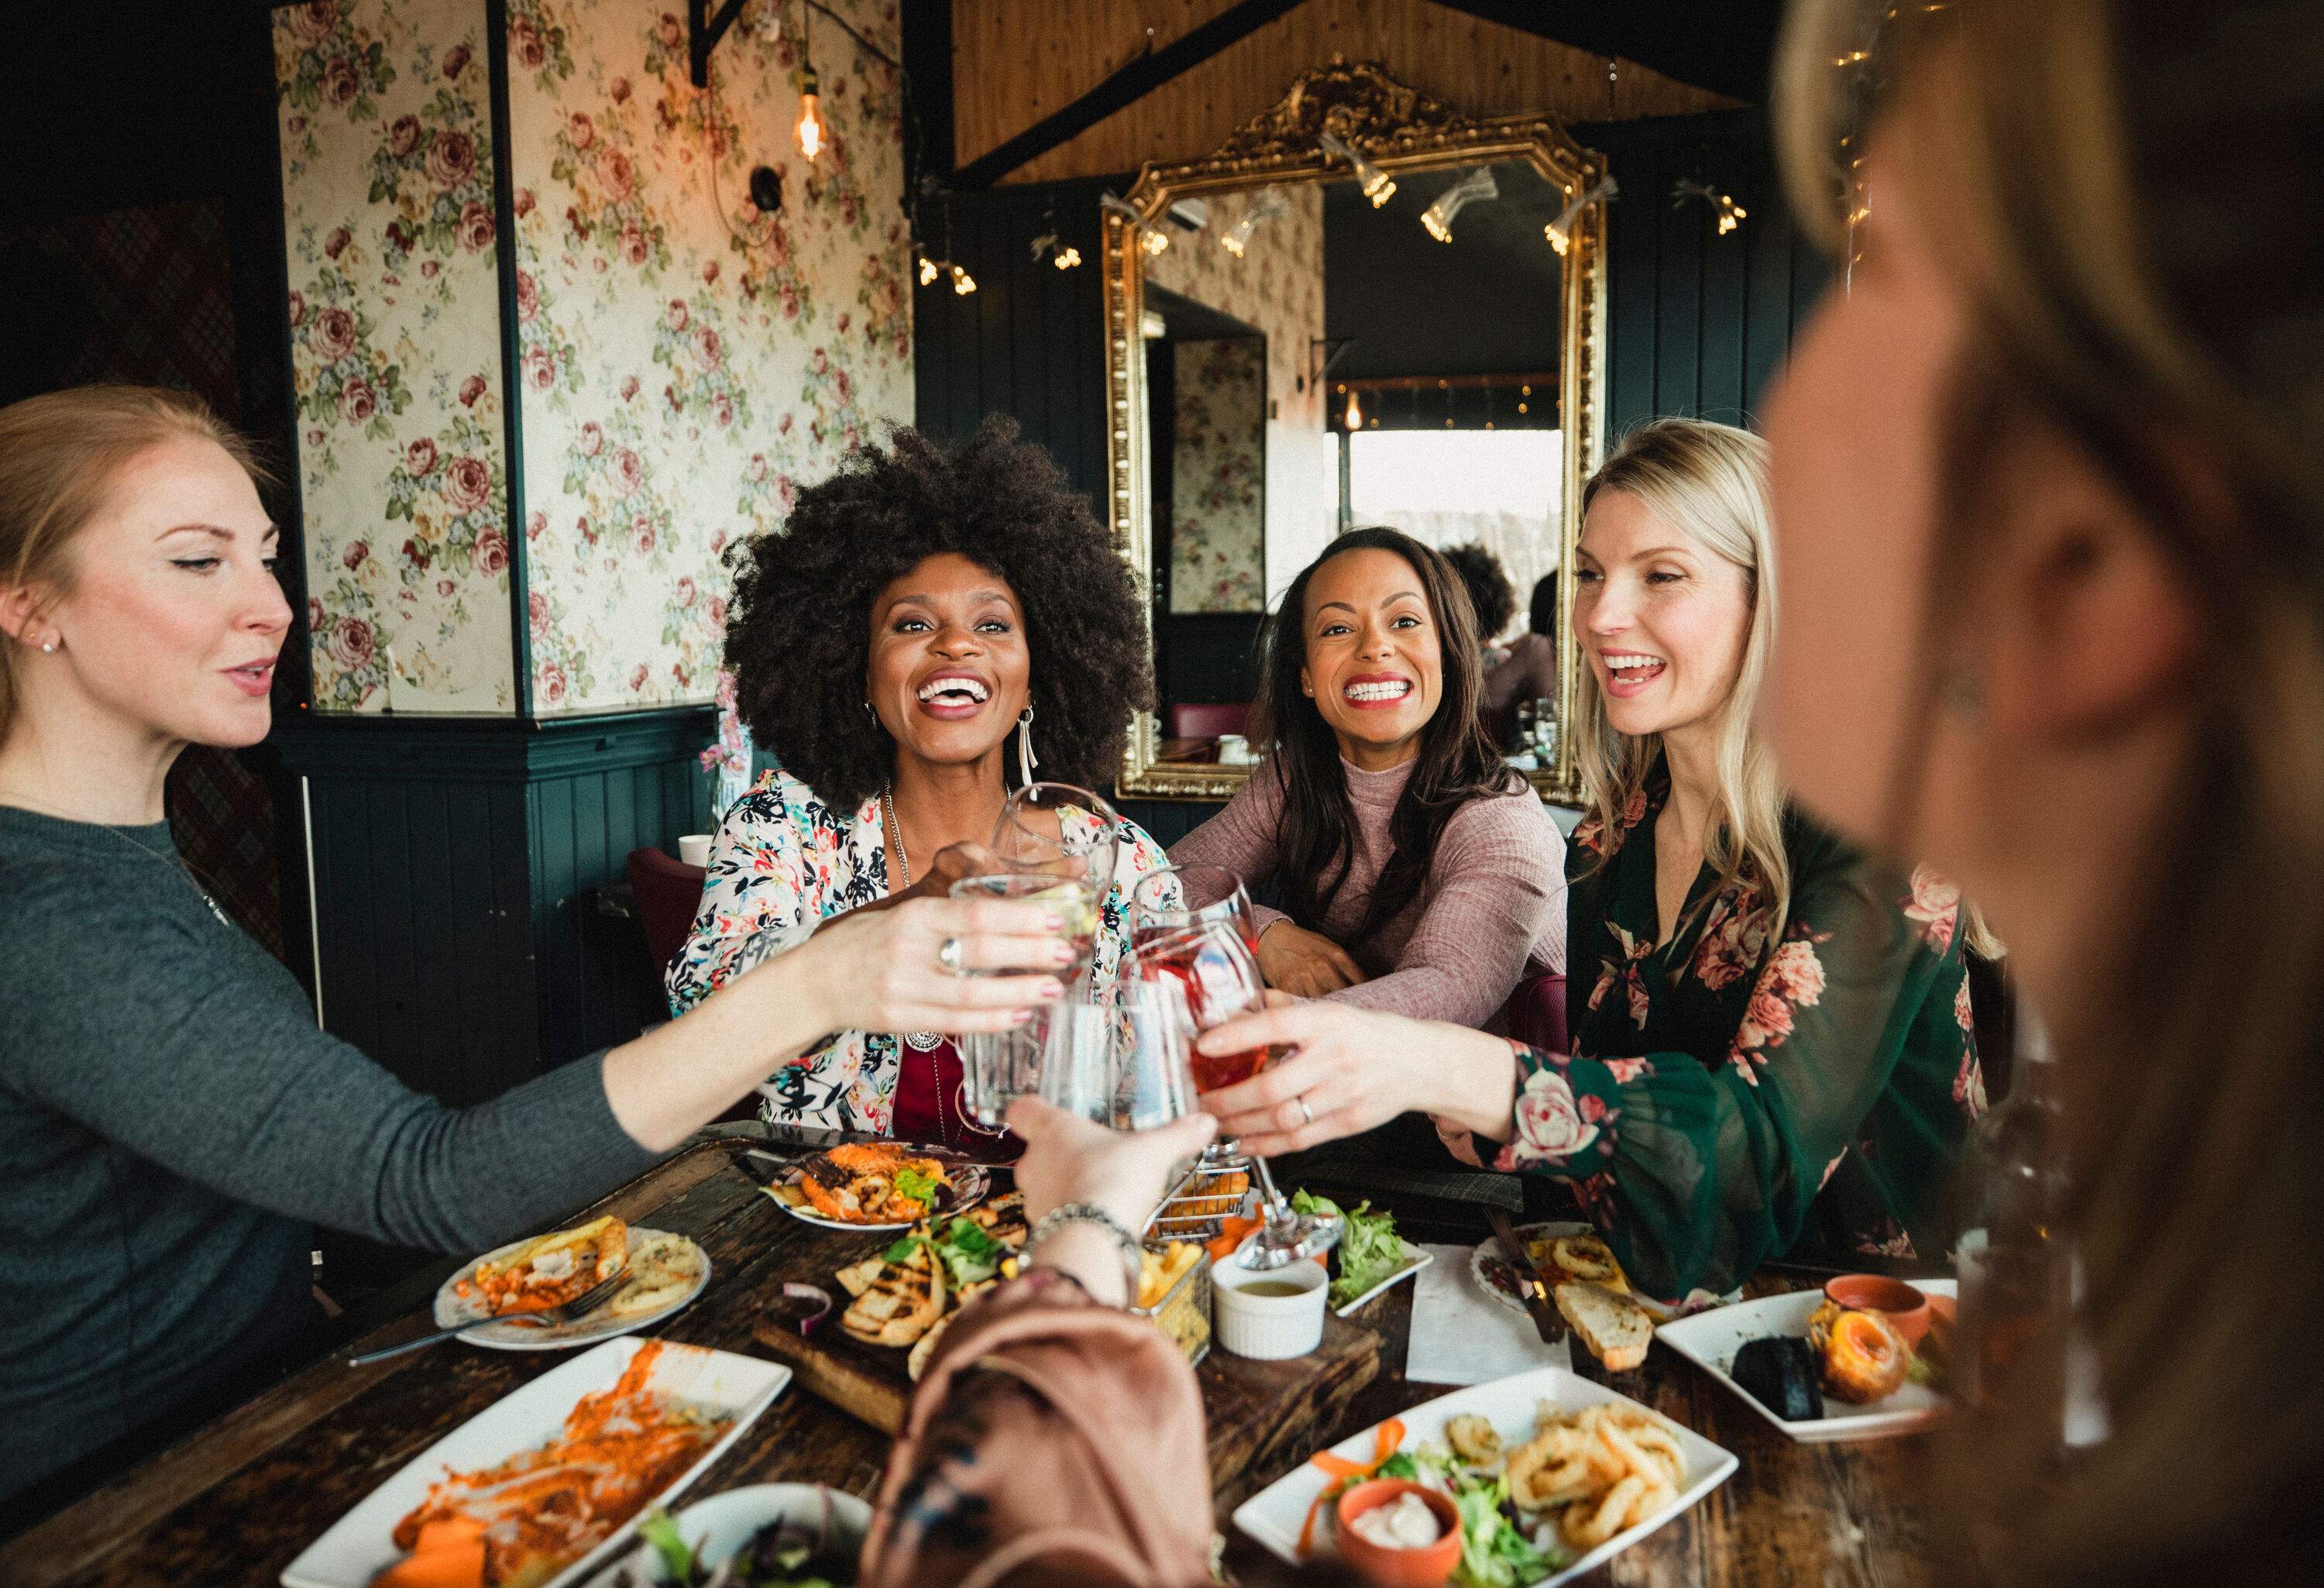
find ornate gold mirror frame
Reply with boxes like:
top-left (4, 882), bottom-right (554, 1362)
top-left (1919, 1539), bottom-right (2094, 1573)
top-left (1105, 59), bottom-right (1609, 804)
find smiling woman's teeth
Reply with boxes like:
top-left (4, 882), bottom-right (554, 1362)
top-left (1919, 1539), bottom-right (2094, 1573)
top-left (1604, 653), bottom-right (1665, 681)
top-left (1345, 680), bottom-right (1412, 702)
top-left (917, 678), bottom-right (989, 703)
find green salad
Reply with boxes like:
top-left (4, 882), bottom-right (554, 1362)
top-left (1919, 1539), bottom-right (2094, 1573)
top-left (1291, 1191), bottom-right (1409, 1308)
top-left (634, 1504), bottom-right (854, 1588)
top-left (882, 1215), bottom-right (1006, 1288)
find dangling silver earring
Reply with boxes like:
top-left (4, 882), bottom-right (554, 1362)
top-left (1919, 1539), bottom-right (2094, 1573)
top-left (1016, 706), bottom-right (1039, 786)
top-left (863, 699), bottom-right (878, 726)
top-left (1941, 665), bottom-right (1984, 721)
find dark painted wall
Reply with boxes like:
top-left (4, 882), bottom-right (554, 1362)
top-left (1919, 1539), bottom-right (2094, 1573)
top-left (274, 710), bottom-right (713, 1105)
top-left (1579, 108), bottom-right (1832, 433)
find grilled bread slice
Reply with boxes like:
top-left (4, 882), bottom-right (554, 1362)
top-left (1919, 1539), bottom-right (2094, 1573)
top-left (841, 1238), bottom-right (947, 1347)
top-left (967, 1190), bottom-right (1029, 1249)
top-left (466, 1215), bottom-right (627, 1315)
top-left (1554, 1280), bottom-right (1652, 1372)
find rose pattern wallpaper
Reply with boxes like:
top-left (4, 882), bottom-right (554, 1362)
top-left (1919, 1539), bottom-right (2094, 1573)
top-left (278, 0), bottom-right (516, 710)
top-left (1168, 338), bottom-right (1266, 614)
top-left (275, 0), bottom-right (911, 715)
top-left (1145, 184), bottom-right (1334, 609)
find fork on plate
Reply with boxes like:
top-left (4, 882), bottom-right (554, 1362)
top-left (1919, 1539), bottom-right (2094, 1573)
top-left (346, 1265), bottom-right (633, 1366)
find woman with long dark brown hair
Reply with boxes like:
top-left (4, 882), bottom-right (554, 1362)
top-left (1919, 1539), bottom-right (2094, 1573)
top-left (1169, 526), bottom-right (1563, 1024)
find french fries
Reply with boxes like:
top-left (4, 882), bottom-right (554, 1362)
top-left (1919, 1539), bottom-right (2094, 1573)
top-left (1136, 1241), bottom-right (1203, 1310)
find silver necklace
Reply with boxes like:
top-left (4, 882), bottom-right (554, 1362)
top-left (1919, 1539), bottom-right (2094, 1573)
top-left (882, 784), bottom-right (945, 1056)
top-left (1, 787), bottom-right (234, 930)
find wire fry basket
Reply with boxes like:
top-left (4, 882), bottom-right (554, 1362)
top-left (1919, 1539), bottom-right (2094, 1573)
top-left (1144, 1162), bottom-right (1256, 1246)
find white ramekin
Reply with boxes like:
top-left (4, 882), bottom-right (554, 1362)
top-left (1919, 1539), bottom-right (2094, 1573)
top-left (1211, 1256), bottom-right (1328, 1359)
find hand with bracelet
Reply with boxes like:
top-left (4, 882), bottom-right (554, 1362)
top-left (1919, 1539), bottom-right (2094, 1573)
top-left (1002, 1097), bottom-right (1219, 1307)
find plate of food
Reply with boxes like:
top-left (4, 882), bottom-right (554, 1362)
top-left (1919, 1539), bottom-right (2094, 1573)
top-left (829, 1190), bottom-right (1031, 1378)
top-left (435, 1218), bottom-right (711, 1350)
top-left (1231, 1364), bottom-right (1737, 1585)
top-left (1471, 1222), bottom-right (1677, 1372)
top-left (585, 1483), bottom-right (872, 1586)
top-left (1654, 1278), bottom-right (1957, 1442)
top-left (282, 1336), bottom-right (788, 1588)
top-left (763, 1143), bottom-right (990, 1230)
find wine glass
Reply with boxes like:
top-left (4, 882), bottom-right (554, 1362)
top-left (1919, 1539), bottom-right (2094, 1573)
top-left (992, 782), bottom-right (1119, 988)
top-left (1133, 919), bottom-right (1341, 1270)
top-left (1130, 864), bottom-right (1260, 964)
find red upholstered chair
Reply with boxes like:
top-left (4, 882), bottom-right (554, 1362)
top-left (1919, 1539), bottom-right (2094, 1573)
top-left (1497, 972), bottom-right (1569, 1057)
top-left (1166, 701), bottom-right (1252, 740)
top-left (626, 846), bottom-right (707, 986)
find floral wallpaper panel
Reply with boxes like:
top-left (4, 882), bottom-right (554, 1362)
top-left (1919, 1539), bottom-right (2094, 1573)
top-left (1144, 184), bottom-right (1333, 608)
top-left (505, 0), bottom-right (913, 714)
top-left (276, 0), bottom-right (517, 713)
top-left (1167, 337), bottom-right (1266, 614)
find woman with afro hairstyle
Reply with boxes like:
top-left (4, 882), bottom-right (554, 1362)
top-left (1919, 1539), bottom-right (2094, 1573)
top-left (668, 418), bottom-right (1172, 1144)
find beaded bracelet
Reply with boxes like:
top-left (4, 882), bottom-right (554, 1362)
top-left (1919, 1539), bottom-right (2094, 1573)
top-left (1024, 1201), bottom-right (1144, 1304)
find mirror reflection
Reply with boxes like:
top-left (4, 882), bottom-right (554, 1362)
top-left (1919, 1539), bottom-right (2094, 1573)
top-left (1136, 160), bottom-right (1576, 785)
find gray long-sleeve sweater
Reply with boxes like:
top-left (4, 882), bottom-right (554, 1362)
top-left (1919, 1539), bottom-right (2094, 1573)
top-left (0, 806), bottom-right (662, 1500)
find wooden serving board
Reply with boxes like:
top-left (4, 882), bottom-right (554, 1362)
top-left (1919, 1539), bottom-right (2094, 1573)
top-left (752, 1291), bottom-right (1381, 1504)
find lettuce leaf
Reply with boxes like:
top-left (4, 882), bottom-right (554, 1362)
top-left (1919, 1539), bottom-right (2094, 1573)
top-left (892, 1163), bottom-right (942, 1206)
top-left (1294, 1191), bottom-right (1406, 1308)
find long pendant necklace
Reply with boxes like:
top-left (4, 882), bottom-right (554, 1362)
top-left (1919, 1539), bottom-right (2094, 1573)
top-left (883, 784), bottom-right (948, 1059)
top-left (882, 785), bottom-right (1005, 1148)
top-left (1, 786), bottom-right (234, 930)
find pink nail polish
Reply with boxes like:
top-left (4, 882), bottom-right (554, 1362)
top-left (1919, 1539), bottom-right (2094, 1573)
top-left (1039, 980), bottom-right (1064, 1000)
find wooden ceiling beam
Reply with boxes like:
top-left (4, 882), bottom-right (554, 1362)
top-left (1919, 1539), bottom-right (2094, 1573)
top-left (951, 0), bottom-right (1309, 188)
top-left (1426, 0), bottom-right (1783, 103)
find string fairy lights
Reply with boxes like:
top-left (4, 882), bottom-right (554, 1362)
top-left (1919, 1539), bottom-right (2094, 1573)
top-left (1545, 177), bottom-right (1618, 256)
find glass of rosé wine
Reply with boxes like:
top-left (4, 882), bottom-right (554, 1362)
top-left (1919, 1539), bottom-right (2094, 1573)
top-left (1132, 917), bottom-right (1341, 1270)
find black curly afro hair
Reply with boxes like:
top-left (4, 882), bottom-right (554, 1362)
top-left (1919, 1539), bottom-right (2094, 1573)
top-left (1441, 541), bottom-right (1517, 644)
top-left (722, 416), bottom-right (1154, 806)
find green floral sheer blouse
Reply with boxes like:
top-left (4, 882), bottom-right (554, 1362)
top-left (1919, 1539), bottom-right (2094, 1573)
top-left (1489, 763), bottom-right (1985, 1302)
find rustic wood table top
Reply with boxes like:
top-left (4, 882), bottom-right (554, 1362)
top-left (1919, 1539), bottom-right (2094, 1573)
top-left (12, 1139), bottom-right (1938, 1588)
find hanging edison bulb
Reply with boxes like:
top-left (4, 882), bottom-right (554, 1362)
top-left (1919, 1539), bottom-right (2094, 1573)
top-left (794, 63), bottom-right (827, 162)
top-left (1343, 387), bottom-right (1364, 430)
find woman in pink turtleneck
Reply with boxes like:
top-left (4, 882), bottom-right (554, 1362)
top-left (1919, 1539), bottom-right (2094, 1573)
top-left (1170, 528), bottom-right (1566, 1027)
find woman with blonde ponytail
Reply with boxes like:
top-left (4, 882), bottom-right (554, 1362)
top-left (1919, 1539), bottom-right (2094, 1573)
top-left (1192, 417), bottom-right (1984, 1301)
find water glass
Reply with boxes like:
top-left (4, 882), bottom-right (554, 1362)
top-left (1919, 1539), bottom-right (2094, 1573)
top-left (1129, 864), bottom-right (1260, 964)
top-left (951, 871), bottom-right (1099, 981)
top-left (992, 782), bottom-right (1121, 902)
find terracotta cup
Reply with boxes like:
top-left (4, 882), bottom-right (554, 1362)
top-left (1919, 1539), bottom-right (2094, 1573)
top-left (1824, 1273), bottom-right (1932, 1351)
top-left (1332, 1478), bottom-right (1463, 1586)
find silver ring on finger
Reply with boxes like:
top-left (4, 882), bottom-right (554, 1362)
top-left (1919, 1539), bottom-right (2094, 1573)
top-left (1297, 1095), bottom-right (1315, 1127)
top-left (938, 935), bottom-right (964, 973)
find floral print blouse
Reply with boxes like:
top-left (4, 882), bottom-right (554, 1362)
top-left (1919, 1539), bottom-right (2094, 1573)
top-left (1490, 761), bottom-right (1984, 1301)
top-left (665, 770), bottom-right (1172, 1133)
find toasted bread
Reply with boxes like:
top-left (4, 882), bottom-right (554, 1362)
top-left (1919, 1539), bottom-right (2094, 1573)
top-left (1555, 1280), bottom-right (1652, 1372)
top-left (841, 1239), bottom-right (947, 1347)
top-left (1535, 1232), bottom-right (1631, 1295)
top-left (468, 1215), bottom-right (627, 1315)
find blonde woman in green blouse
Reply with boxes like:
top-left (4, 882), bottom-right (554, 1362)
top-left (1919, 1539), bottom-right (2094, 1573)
top-left (1195, 418), bottom-right (1985, 1303)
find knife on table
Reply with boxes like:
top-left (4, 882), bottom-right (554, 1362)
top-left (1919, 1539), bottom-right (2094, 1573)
top-left (1486, 1206), bottom-right (1568, 1345)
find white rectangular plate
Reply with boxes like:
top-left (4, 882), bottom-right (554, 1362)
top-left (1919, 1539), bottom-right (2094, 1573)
top-left (281, 1336), bottom-right (789, 1588)
top-left (1335, 1239), bottom-right (1434, 1318)
top-left (1654, 1279), bottom-right (1955, 1443)
top-left (1231, 1365), bottom-right (1736, 1584)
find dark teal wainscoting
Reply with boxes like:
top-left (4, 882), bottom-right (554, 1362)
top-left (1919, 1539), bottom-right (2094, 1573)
top-left (270, 707), bottom-right (714, 1104)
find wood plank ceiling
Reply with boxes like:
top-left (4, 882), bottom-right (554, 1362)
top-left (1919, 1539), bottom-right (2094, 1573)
top-left (951, 0), bottom-right (1739, 186)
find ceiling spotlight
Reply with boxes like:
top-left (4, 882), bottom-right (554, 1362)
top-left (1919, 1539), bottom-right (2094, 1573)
top-left (1545, 176), bottom-right (1619, 256)
top-left (951, 263), bottom-right (977, 296)
top-left (1319, 131), bottom-right (1395, 208)
top-left (1673, 177), bottom-right (1747, 236)
top-left (1420, 168), bottom-right (1497, 244)
top-left (1219, 187), bottom-right (1291, 257)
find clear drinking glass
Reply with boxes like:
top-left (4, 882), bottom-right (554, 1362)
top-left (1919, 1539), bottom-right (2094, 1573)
top-left (952, 868), bottom-right (1099, 982)
top-left (1131, 919), bottom-right (1341, 1270)
top-left (1130, 864), bottom-right (1260, 964)
top-left (992, 783), bottom-right (1119, 983)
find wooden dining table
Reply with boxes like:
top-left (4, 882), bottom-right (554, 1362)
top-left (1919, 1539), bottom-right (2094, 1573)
top-left (12, 1136), bottom-right (1939, 1588)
